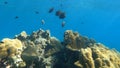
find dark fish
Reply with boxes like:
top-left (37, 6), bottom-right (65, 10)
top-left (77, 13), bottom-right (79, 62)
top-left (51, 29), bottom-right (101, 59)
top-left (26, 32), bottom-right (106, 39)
top-left (55, 10), bottom-right (62, 16)
top-left (15, 16), bottom-right (19, 19)
top-left (62, 21), bottom-right (65, 27)
top-left (55, 10), bottom-right (66, 19)
top-left (49, 7), bottom-right (54, 13)
top-left (59, 12), bottom-right (66, 19)
top-left (4, 1), bottom-right (8, 4)
top-left (35, 11), bottom-right (39, 14)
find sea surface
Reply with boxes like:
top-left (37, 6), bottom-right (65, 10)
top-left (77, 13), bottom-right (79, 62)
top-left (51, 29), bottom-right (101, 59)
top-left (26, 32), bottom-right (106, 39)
top-left (0, 0), bottom-right (120, 51)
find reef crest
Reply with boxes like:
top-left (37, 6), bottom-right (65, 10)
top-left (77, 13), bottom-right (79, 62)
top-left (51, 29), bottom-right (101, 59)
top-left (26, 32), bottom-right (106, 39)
top-left (0, 29), bottom-right (120, 68)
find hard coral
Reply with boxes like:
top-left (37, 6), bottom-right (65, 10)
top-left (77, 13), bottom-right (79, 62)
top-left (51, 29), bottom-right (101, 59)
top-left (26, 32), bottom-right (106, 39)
top-left (0, 29), bottom-right (120, 68)
top-left (0, 38), bottom-right (25, 67)
top-left (20, 29), bottom-right (62, 68)
top-left (64, 30), bottom-right (95, 50)
top-left (74, 43), bottom-right (120, 68)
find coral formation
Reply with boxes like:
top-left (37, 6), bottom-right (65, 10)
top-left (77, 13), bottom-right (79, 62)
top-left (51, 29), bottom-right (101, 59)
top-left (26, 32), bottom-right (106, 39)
top-left (0, 38), bottom-right (25, 67)
top-left (73, 43), bottom-right (120, 68)
top-left (0, 29), bottom-right (120, 68)
top-left (16, 29), bottom-right (62, 68)
top-left (64, 30), bottom-right (95, 50)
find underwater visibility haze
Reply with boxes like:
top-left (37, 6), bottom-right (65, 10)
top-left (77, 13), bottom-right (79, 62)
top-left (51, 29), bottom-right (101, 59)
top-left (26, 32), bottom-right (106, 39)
top-left (0, 0), bottom-right (120, 50)
top-left (1, 0), bottom-right (120, 68)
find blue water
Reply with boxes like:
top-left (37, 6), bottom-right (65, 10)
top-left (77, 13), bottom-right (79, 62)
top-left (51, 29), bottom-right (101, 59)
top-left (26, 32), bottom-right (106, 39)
top-left (0, 0), bottom-right (120, 51)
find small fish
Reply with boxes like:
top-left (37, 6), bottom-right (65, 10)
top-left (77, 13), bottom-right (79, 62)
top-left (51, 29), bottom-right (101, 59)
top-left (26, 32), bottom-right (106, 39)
top-left (35, 11), bottom-right (39, 14)
top-left (41, 19), bottom-right (45, 25)
top-left (48, 7), bottom-right (54, 13)
top-left (59, 12), bottom-right (66, 19)
top-left (4, 1), bottom-right (8, 4)
top-left (55, 10), bottom-right (62, 16)
top-left (62, 21), bottom-right (65, 27)
top-left (15, 16), bottom-right (19, 19)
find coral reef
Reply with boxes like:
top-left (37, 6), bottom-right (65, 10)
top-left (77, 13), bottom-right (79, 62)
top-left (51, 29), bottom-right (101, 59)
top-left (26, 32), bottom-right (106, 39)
top-left (64, 30), bottom-right (96, 50)
top-left (16, 29), bottom-right (62, 68)
top-left (0, 38), bottom-right (25, 67)
top-left (0, 29), bottom-right (120, 68)
top-left (73, 43), bottom-right (120, 68)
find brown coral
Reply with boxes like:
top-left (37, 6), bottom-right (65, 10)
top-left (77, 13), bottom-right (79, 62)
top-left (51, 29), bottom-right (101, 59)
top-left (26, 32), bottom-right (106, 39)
top-left (0, 38), bottom-right (23, 58)
top-left (0, 38), bottom-right (26, 67)
top-left (73, 43), bottom-right (120, 68)
top-left (64, 30), bottom-right (95, 50)
top-left (0, 29), bottom-right (120, 68)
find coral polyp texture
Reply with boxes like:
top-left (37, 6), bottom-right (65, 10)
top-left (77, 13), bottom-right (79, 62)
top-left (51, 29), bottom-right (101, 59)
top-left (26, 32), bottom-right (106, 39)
top-left (0, 29), bottom-right (120, 68)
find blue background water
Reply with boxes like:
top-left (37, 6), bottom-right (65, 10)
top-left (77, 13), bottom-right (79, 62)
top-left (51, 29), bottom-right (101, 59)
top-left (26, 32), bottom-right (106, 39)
top-left (0, 0), bottom-right (120, 51)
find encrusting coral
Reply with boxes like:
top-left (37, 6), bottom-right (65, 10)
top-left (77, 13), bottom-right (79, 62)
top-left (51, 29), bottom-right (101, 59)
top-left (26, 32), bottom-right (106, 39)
top-left (0, 29), bottom-right (120, 68)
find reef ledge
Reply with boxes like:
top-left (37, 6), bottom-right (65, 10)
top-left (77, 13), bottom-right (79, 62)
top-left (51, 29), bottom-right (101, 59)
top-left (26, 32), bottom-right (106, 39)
top-left (0, 29), bottom-right (120, 68)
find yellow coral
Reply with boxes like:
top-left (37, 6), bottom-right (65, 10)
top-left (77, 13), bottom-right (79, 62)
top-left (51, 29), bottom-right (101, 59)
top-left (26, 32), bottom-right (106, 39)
top-left (0, 38), bottom-right (26, 67)
top-left (0, 38), bottom-right (23, 57)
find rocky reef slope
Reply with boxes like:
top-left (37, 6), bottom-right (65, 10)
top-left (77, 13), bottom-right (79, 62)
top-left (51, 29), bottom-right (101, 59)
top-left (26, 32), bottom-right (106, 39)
top-left (0, 29), bottom-right (120, 68)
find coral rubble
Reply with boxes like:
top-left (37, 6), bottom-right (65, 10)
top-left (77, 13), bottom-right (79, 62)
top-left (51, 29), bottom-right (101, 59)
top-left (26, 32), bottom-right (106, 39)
top-left (0, 29), bottom-right (120, 68)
